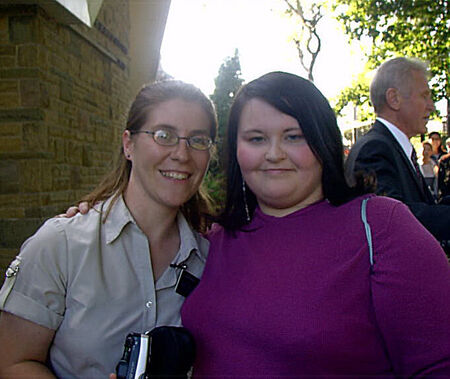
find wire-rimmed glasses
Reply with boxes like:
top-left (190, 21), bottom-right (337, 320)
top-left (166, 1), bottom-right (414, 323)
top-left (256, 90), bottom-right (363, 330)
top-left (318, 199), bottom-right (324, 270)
top-left (130, 129), bottom-right (213, 151)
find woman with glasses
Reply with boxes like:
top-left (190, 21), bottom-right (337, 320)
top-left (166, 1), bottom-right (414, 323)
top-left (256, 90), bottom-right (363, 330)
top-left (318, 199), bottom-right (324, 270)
top-left (0, 80), bottom-right (217, 377)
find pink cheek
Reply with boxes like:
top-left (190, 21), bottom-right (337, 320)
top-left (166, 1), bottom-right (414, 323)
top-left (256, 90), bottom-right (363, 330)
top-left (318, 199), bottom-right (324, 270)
top-left (237, 147), bottom-right (260, 170)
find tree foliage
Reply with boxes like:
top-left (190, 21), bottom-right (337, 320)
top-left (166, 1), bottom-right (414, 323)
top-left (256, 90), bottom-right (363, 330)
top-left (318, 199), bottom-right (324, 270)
top-left (333, 70), bottom-right (373, 121)
top-left (333, 0), bottom-right (449, 126)
top-left (283, 0), bottom-right (325, 82)
top-left (205, 50), bottom-right (244, 210)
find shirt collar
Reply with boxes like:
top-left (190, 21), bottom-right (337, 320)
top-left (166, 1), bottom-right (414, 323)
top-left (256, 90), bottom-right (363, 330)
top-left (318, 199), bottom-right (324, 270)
top-left (103, 195), bottom-right (206, 264)
top-left (172, 212), bottom-right (207, 264)
top-left (103, 194), bottom-right (135, 244)
top-left (377, 117), bottom-right (414, 163)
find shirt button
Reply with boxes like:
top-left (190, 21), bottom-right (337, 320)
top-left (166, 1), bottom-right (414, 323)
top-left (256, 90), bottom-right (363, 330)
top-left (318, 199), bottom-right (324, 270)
top-left (145, 301), bottom-right (153, 308)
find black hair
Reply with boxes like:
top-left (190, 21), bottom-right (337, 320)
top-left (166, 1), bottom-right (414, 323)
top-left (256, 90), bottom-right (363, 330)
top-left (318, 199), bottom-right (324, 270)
top-left (218, 71), bottom-right (374, 231)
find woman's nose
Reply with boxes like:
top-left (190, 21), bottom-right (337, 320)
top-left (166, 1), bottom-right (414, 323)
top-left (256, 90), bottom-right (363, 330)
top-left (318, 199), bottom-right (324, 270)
top-left (264, 141), bottom-right (286, 162)
top-left (170, 139), bottom-right (190, 161)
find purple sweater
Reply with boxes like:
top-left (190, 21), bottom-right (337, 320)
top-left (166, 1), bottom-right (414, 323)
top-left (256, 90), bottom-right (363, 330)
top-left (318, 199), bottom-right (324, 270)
top-left (182, 195), bottom-right (450, 377)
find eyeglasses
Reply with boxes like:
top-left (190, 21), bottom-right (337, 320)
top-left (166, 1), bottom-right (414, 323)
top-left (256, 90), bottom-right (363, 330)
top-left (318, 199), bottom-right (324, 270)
top-left (130, 129), bottom-right (213, 151)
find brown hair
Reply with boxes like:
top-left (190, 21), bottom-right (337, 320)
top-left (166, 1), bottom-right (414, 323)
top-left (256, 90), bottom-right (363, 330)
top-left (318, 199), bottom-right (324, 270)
top-left (81, 80), bottom-right (218, 233)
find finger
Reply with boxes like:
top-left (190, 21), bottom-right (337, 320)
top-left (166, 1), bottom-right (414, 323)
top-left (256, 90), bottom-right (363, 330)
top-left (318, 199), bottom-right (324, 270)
top-left (65, 206), bottom-right (80, 218)
top-left (78, 202), bottom-right (89, 214)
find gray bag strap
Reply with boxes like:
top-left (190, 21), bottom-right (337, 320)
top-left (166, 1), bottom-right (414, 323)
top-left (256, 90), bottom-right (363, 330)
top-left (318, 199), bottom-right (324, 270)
top-left (361, 198), bottom-right (374, 267)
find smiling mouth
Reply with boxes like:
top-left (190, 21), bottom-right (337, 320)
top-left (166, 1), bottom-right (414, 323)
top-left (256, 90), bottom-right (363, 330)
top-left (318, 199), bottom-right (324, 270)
top-left (262, 168), bottom-right (294, 174)
top-left (160, 171), bottom-right (190, 180)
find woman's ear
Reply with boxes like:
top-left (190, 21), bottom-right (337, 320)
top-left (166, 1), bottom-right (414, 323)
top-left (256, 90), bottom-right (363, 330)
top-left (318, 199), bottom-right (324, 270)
top-left (122, 130), bottom-right (133, 160)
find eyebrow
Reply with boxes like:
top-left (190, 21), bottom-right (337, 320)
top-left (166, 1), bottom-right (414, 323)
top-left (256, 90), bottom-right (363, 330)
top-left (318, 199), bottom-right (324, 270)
top-left (150, 124), bottom-right (210, 135)
top-left (240, 127), bottom-right (302, 134)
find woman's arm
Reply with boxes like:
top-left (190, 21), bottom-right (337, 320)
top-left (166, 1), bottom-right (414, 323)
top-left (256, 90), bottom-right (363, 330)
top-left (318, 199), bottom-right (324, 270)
top-left (370, 201), bottom-right (450, 376)
top-left (0, 312), bottom-right (55, 378)
top-left (0, 312), bottom-right (56, 377)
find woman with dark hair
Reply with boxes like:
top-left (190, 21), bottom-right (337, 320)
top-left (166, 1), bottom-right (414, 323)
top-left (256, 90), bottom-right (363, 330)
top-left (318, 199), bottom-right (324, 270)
top-left (429, 131), bottom-right (447, 163)
top-left (0, 80), bottom-right (217, 377)
top-left (182, 72), bottom-right (450, 376)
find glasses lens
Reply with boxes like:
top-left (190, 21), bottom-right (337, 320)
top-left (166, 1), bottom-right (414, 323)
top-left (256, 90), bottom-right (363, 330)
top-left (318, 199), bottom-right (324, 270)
top-left (153, 129), bottom-right (177, 146)
top-left (189, 135), bottom-right (212, 150)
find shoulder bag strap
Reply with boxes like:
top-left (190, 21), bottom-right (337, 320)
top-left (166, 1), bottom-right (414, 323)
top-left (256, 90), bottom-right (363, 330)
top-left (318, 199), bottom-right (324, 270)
top-left (361, 198), bottom-right (374, 270)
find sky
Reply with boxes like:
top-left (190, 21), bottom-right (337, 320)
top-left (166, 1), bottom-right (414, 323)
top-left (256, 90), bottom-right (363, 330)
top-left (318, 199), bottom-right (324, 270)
top-left (160, 0), bottom-right (368, 101)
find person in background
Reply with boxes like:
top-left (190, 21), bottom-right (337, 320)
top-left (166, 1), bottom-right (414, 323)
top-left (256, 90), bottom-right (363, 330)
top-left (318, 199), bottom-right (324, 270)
top-left (429, 131), bottom-right (447, 163)
top-left (181, 71), bottom-right (450, 377)
top-left (345, 57), bottom-right (450, 254)
top-left (0, 80), bottom-right (217, 377)
top-left (420, 141), bottom-right (438, 198)
top-left (438, 144), bottom-right (450, 202)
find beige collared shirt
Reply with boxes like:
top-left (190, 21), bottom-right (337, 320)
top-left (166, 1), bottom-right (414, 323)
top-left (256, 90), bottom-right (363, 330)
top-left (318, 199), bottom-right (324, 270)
top-left (0, 195), bottom-right (209, 378)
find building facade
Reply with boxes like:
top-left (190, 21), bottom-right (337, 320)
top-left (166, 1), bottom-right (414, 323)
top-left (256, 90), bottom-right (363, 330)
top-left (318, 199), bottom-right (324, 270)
top-left (0, 0), bottom-right (170, 277)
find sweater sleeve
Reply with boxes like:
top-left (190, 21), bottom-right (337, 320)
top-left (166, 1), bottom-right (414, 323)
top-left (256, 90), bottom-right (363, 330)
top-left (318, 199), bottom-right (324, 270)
top-left (370, 201), bottom-right (450, 376)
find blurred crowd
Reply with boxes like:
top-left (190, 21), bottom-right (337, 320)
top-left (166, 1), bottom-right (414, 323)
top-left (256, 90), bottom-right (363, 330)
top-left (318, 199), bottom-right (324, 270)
top-left (420, 131), bottom-right (450, 203)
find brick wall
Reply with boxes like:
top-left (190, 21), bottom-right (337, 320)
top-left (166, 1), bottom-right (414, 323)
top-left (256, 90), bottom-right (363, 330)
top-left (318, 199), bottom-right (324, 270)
top-left (0, 2), bottom-right (131, 277)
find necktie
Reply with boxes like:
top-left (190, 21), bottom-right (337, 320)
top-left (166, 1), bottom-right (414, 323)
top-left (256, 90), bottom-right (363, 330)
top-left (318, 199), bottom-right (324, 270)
top-left (410, 148), bottom-right (422, 179)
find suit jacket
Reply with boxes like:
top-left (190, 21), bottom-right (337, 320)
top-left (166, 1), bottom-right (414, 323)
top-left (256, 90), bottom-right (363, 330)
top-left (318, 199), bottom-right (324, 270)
top-left (346, 120), bottom-right (450, 252)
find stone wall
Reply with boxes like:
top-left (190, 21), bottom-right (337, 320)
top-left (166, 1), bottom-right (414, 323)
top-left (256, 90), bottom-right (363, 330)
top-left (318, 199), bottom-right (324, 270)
top-left (0, 2), bottom-right (131, 277)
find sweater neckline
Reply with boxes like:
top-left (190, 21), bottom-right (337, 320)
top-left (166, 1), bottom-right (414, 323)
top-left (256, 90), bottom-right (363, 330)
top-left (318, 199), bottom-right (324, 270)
top-left (253, 199), bottom-right (328, 222)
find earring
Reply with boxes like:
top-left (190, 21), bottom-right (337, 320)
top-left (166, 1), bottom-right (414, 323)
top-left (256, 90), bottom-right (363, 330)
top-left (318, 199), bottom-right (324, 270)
top-left (242, 178), bottom-right (251, 223)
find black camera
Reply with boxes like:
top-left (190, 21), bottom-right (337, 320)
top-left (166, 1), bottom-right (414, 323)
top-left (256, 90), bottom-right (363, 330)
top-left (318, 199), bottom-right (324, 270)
top-left (116, 326), bottom-right (196, 379)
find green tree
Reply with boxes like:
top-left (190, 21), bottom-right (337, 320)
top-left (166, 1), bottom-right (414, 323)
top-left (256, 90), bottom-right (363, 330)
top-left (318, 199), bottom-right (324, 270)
top-left (333, 0), bottom-right (449, 130)
top-left (204, 50), bottom-right (244, 211)
top-left (210, 49), bottom-right (244, 143)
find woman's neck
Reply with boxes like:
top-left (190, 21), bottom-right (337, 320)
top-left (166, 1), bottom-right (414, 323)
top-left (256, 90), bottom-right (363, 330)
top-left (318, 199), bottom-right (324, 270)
top-left (123, 186), bottom-right (179, 240)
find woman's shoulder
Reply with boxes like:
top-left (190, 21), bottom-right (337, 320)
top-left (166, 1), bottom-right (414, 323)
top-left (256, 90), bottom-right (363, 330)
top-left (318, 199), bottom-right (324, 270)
top-left (336, 194), bottom-right (404, 216)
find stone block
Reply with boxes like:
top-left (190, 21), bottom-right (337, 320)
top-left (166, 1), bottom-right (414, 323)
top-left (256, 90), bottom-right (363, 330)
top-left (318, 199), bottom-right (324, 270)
top-left (0, 108), bottom-right (44, 122)
top-left (37, 45), bottom-right (48, 69)
top-left (0, 80), bottom-right (18, 93)
top-left (0, 193), bottom-right (20, 207)
top-left (70, 166), bottom-right (81, 188)
top-left (0, 45), bottom-right (16, 56)
top-left (23, 122), bottom-right (48, 151)
top-left (60, 79), bottom-right (73, 102)
top-left (52, 138), bottom-right (65, 162)
top-left (20, 78), bottom-right (40, 107)
top-left (0, 136), bottom-right (22, 152)
top-left (0, 56), bottom-right (15, 67)
top-left (0, 123), bottom-right (21, 136)
top-left (0, 160), bottom-right (20, 193)
top-left (18, 44), bottom-right (37, 67)
top-left (0, 92), bottom-right (19, 107)
top-left (0, 218), bottom-right (44, 249)
top-left (9, 16), bottom-right (36, 44)
top-left (19, 159), bottom-right (41, 192)
top-left (0, 207), bottom-right (24, 218)
top-left (66, 140), bottom-right (82, 165)
top-left (40, 160), bottom-right (52, 191)
top-left (0, 68), bottom-right (39, 79)
top-left (82, 144), bottom-right (94, 167)
top-left (0, 16), bottom-right (9, 44)
top-left (40, 82), bottom-right (49, 107)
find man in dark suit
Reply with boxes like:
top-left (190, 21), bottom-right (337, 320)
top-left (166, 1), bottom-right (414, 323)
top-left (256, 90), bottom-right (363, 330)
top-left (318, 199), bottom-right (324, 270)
top-left (346, 57), bottom-right (450, 254)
